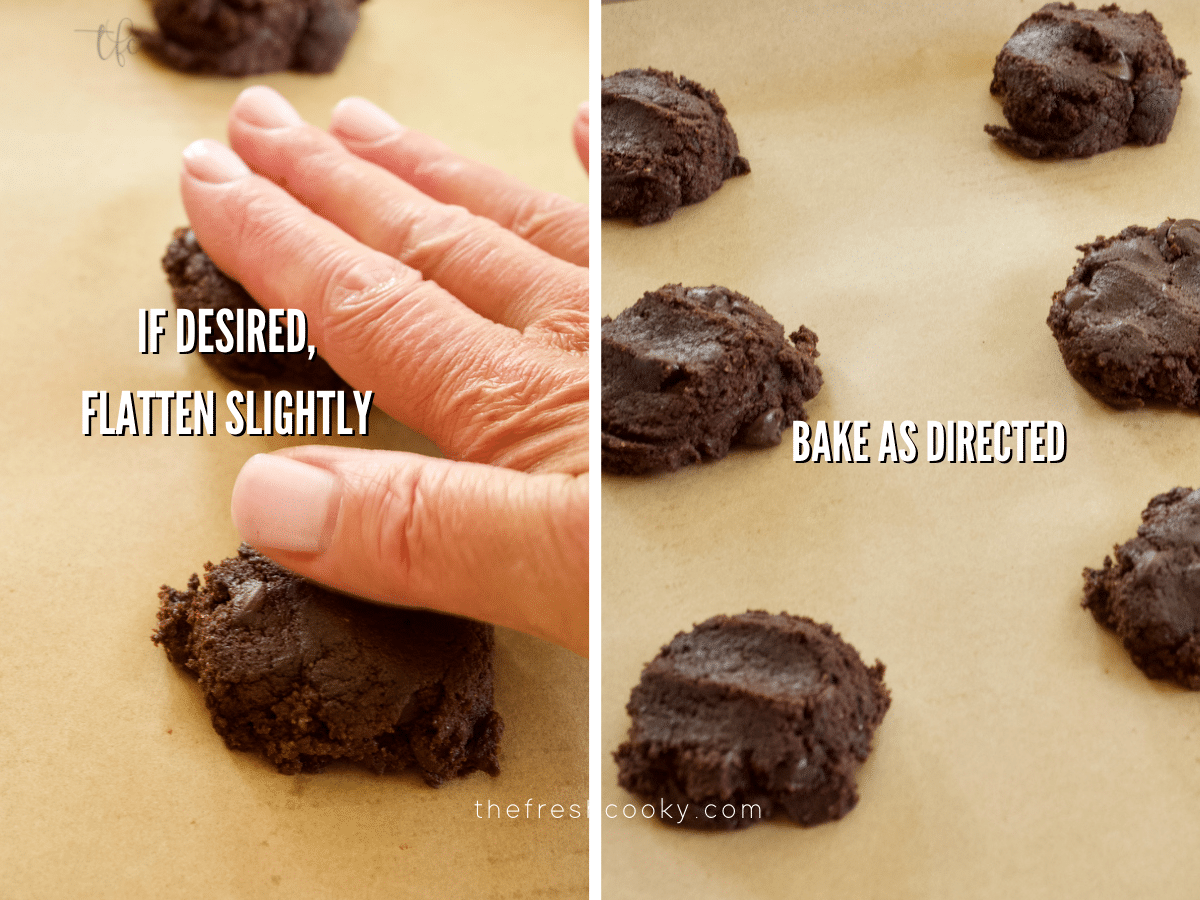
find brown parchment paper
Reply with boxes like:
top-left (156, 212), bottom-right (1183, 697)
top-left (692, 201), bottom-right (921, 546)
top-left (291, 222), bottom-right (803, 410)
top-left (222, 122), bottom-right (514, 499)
top-left (0, 2), bottom-right (587, 898)
top-left (602, 1), bottom-right (1200, 898)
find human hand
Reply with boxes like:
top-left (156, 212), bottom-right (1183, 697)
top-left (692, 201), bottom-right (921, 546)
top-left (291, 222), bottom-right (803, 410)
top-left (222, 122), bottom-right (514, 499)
top-left (573, 102), bottom-right (589, 173)
top-left (180, 85), bottom-right (589, 656)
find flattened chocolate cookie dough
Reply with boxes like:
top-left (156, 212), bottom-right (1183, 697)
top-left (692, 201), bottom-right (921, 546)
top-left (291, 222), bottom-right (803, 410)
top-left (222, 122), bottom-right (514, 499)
top-left (986, 3), bottom-right (1188, 158)
top-left (602, 68), bottom-right (749, 224)
top-left (602, 284), bottom-right (822, 475)
top-left (154, 544), bottom-right (503, 782)
top-left (1083, 488), bottom-right (1200, 689)
top-left (134, 0), bottom-right (366, 76)
top-left (162, 227), bottom-right (349, 392)
top-left (615, 612), bottom-right (890, 830)
top-left (1047, 218), bottom-right (1200, 410)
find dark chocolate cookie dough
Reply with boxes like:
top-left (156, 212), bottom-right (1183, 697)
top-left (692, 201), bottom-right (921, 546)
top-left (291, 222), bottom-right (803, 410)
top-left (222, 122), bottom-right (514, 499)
top-left (135, 0), bottom-right (366, 76)
top-left (602, 68), bottom-right (749, 224)
top-left (162, 227), bottom-right (349, 392)
top-left (615, 612), bottom-right (890, 830)
top-left (154, 544), bottom-right (503, 782)
top-left (601, 284), bottom-right (822, 475)
top-left (986, 3), bottom-right (1188, 158)
top-left (1083, 488), bottom-right (1200, 689)
top-left (1047, 218), bottom-right (1200, 410)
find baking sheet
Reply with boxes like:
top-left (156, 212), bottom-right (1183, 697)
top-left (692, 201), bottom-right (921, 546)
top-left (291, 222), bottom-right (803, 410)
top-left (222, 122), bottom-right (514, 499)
top-left (0, 2), bottom-right (587, 898)
top-left (602, 1), bottom-right (1200, 898)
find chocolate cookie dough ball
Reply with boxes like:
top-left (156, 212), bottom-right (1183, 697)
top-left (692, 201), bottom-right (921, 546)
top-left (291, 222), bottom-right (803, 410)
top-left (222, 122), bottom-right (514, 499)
top-left (134, 0), bottom-right (366, 76)
top-left (615, 612), bottom-right (890, 830)
top-left (601, 285), bottom-right (822, 475)
top-left (602, 68), bottom-right (750, 224)
top-left (155, 544), bottom-right (504, 781)
top-left (1047, 218), bottom-right (1200, 410)
top-left (161, 227), bottom-right (350, 392)
top-left (985, 3), bottom-right (1188, 158)
top-left (1083, 487), bottom-right (1200, 689)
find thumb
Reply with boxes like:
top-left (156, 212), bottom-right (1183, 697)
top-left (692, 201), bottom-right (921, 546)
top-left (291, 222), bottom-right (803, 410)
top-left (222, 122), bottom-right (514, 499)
top-left (230, 448), bottom-right (588, 656)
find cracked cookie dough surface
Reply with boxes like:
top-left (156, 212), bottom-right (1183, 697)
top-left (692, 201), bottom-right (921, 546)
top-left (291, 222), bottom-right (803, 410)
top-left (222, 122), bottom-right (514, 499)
top-left (1047, 218), bottom-right (1200, 410)
top-left (1084, 487), bottom-right (1200, 689)
top-left (601, 284), bottom-right (822, 475)
top-left (154, 544), bottom-right (504, 782)
top-left (985, 3), bottom-right (1188, 158)
top-left (614, 612), bottom-right (890, 830)
top-left (601, 68), bottom-right (749, 224)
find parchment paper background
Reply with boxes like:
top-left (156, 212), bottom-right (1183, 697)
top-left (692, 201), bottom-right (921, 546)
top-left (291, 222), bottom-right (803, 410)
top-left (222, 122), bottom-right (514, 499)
top-left (0, 2), bottom-right (587, 898)
top-left (602, 1), bottom-right (1200, 897)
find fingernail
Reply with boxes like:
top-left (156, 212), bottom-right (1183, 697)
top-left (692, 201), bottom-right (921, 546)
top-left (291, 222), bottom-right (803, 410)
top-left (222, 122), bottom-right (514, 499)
top-left (182, 139), bottom-right (251, 183)
top-left (331, 96), bottom-right (403, 143)
top-left (231, 454), bottom-right (341, 554)
top-left (577, 101), bottom-right (589, 125)
top-left (236, 85), bottom-right (304, 129)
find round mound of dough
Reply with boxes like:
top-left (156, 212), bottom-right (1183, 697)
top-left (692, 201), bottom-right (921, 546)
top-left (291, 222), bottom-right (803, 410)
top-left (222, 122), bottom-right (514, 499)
top-left (134, 0), bottom-right (365, 76)
top-left (985, 3), bottom-right (1188, 158)
top-left (1047, 218), bottom-right (1200, 410)
top-left (154, 544), bottom-right (503, 781)
top-left (1084, 487), bottom-right (1200, 689)
top-left (601, 284), bottom-right (822, 475)
top-left (602, 68), bottom-right (750, 224)
top-left (614, 612), bottom-right (890, 830)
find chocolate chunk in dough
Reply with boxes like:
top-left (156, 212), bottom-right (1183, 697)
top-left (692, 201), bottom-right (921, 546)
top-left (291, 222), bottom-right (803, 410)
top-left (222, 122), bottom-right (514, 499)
top-left (1083, 487), bottom-right (1200, 689)
top-left (154, 544), bottom-right (504, 781)
top-left (601, 284), bottom-right (822, 475)
top-left (615, 612), bottom-right (890, 830)
top-left (162, 227), bottom-right (350, 392)
top-left (1047, 218), bottom-right (1200, 410)
top-left (134, 0), bottom-right (366, 76)
top-left (602, 68), bottom-right (750, 224)
top-left (985, 3), bottom-right (1188, 158)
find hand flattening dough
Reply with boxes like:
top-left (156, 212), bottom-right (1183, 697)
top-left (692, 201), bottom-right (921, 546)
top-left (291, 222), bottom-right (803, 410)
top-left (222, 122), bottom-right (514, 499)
top-left (986, 3), bottom-right (1188, 158)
